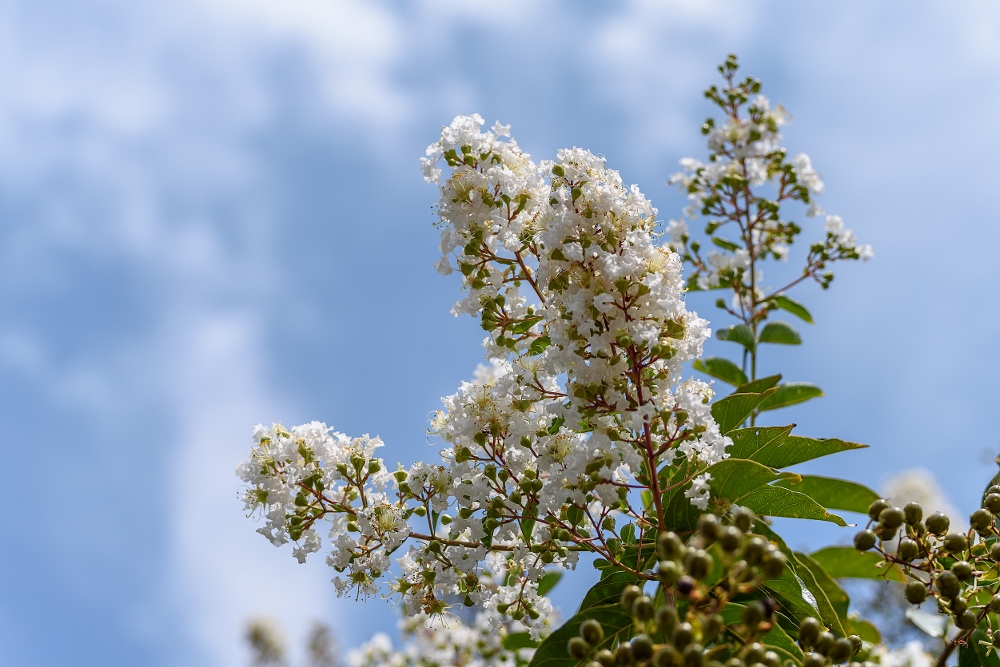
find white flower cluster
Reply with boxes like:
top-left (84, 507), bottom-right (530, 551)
top-left (346, 611), bottom-right (536, 667)
top-left (239, 114), bottom-right (732, 634)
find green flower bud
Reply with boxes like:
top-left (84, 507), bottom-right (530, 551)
top-left (658, 560), bottom-right (680, 586)
top-left (904, 582), bottom-right (927, 605)
top-left (698, 514), bottom-right (721, 541)
top-left (733, 508), bottom-right (754, 532)
top-left (620, 585), bottom-right (642, 610)
top-left (853, 530), bottom-right (876, 551)
top-left (616, 643), bottom-right (634, 666)
top-left (657, 531), bottom-right (685, 560)
top-left (897, 538), bottom-right (919, 561)
top-left (867, 499), bottom-right (891, 521)
top-left (595, 649), bottom-right (616, 667)
top-left (944, 533), bottom-right (969, 554)
top-left (957, 610), bottom-right (978, 630)
top-left (743, 643), bottom-right (765, 665)
top-left (568, 636), bottom-right (591, 660)
top-left (656, 605), bottom-right (679, 636)
top-left (991, 543), bottom-right (1000, 562)
top-left (798, 617), bottom-right (822, 648)
top-left (802, 654), bottom-right (825, 667)
top-left (926, 512), bottom-right (950, 535)
top-left (762, 551), bottom-right (787, 579)
top-left (631, 635), bottom-right (654, 662)
top-left (631, 596), bottom-right (655, 621)
top-left (742, 536), bottom-right (768, 565)
top-left (879, 507), bottom-right (905, 530)
top-left (952, 560), bottom-right (974, 581)
top-left (685, 549), bottom-right (713, 580)
top-left (683, 644), bottom-right (704, 667)
top-left (580, 619), bottom-right (604, 645)
top-left (719, 526), bottom-right (744, 552)
top-left (653, 646), bottom-right (678, 667)
top-left (703, 614), bottom-right (724, 642)
top-left (814, 631), bottom-right (835, 657)
top-left (742, 601), bottom-right (766, 628)
top-left (673, 623), bottom-right (695, 650)
top-left (971, 508), bottom-right (993, 531)
top-left (903, 502), bottom-right (923, 525)
top-left (830, 638), bottom-right (854, 664)
top-left (936, 571), bottom-right (960, 598)
top-left (989, 594), bottom-right (1000, 613)
top-left (985, 493), bottom-right (1000, 514)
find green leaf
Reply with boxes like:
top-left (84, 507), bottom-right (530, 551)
top-left (705, 459), bottom-right (847, 526)
top-left (693, 357), bottom-right (748, 386)
top-left (773, 295), bottom-right (814, 324)
top-left (809, 546), bottom-right (906, 582)
top-left (794, 552), bottom-right (851, 628)
top-left (719, 604), bottom-right (803, 660)
top-left (775, 476), bottom-right (879, 514)
top-left (711, 390), bottom-right (776, 434)
top-left (510, 316), bottom-right (544, 334)
top-left (736, 374), bottom-right (782, 394)
top-left (711, 237), bottom-right (740, 252)
top-left (728, 429), bottom-right (867, 469)
top-left (577, 571), bottom-right (639, 611)
top-left (716, 323), bottom-right (755, 351)
top-left (528, 604), bottom-right (632, 667)
top-left (503, 632), bottom-right (540, 650)
top-left (959, 629), bottom-right (1000, 667)
top-left (528, 335), bottom-right (551, 356)
top-left (537, 571), bottom-right (563, 597)
top-left (757, 383), bottom-right (823, 412)
top-left (759, 321), bottom-right (802, 345)
top-left (850, 618), bottom-right (881, 644)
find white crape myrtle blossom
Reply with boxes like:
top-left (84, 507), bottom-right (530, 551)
top-left (871, 642), bottom-right (934, 667)
top-left (238, 112), bottom-right (736, 640)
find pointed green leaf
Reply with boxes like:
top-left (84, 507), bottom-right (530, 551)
top-left (503, 632), bottom-right (540, 650)
top-left (759, 321), bottom-right (802, 345)
top-left (716, 323), bottom-right (755, 351)
top-left (773, 295), bottom-right (814, 324)
top-left (537, 571), bottom-right (563, 597)
top-left (809, 546), bottom-right (906, 582)
top-left (693, 357), bottom-right (748, 386)
top-left (794, 552), bottom-right (851, 627)
top-left (704, 459), bottom-right (847, 526)
top-left (528, 604), bottom-right (632, 667)
top-left (578, 571), bottom-right (639, 611)
top-left (711, 389), bottom-right (777, 434)
top-left (728, 430), bottom-right (867, 469)
top-left (775, 476), bottom-right (879, 514)
top-left (758, 383), bottom-right (823, 412)
top-left (736, 374), bottom-right (782, 394)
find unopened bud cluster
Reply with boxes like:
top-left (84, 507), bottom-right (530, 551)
top-left (855, 490), bottom-right (1000, 638)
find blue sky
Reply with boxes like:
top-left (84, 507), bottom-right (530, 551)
top-left (4, 1), bottom-right (1000, 664)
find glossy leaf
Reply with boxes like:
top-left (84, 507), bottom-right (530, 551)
top-left (775, 476), bottom-right (879, 514)
top-left (693, 356), bottom-right (748, 386)
top-left (711, 389), bottom-right (776, 434)
top-left (728, 429), bottom-right (867, 469)
top-left (759, 321), bottom-right (802, 345)
top-left (736, 374), bottom-right (781, 394)
top-left (503, 632), bottom-right (540, 650)
top-left (773, 295), bottom-right (814, 324)
top-left (959, 629), bottom-right (1000, 667)
top-left (739, 485), bottom-right (847, 526)
top-left (758, 383), bottom-right (823, 412)
top-left (717, 323), bottom-right (755, 351)
top-left (809, 546), bottom-right (906, 582)
top-left (794, 552), bottom-right (851, 627)
top-left (578, 571), bottom-right (639, 611)
top-left (537, 571), bottom-right (563, 597)
top-left (528, 604), bottom-right (632, 667)
top-left (850, 618), bottom-right (881, 644)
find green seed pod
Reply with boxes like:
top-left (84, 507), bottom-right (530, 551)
top-left (742, 601), bottom-right (766, 628)
top-left (657, 531), bottom-right (685, 561)
top-left (985, 493), bottom-right (1000, 514)
top-left (904, 582), bottom-right (927, 605)
top-left (994, 632), bottom-right (1000, 649)
top-left (762, 551), bottom-right (787, 579)
top-left (632, 596), bottom-right (655, 621)
top-left (742, 536), bottom-right (767, 565)
top-left (926, 512), bottom-right (950, 535)
top-left (658, 560), bottom-right (680, 586)
top-left (568, 636), bottom-right (590, 660)
top-left (951, 597), bottom-right (968, 615)
top-left (798, 617), bottom-right (822, 648)
top-left (703, 614), bottom-right (724, 642)
top-left (725, 659), bottom-right (743, 667)
top-left (991, 543), bottom-right (1000, 562)
top-left (581, 619), bottom-right (604, 645)
top-left (733, 508), bottom-right (753, 532)
top-left (830, 638), bottom-right (854, 663)
top-left (620, 585), bottom-right (642, 610)
top-left (937, 571), bottom-right (960, 598)
top-left (763, 653), bottom-right (781, 667)
top-left (683, 644), bottom-right (704, 667)
top-left (657, 605), bottom-right (679, 636)
top-left (957, 610), bottom-right (978, 630)
top-left (971, 508), bottom-right (993, 531)
top-left (952, 560), bottom-right (974, 581)
top-left (631, 635), bottom-right (654, 662)
top-left (803, 653), bottom-right (826, 667)
top-left (595, 650), bottom-right (616, 667)
top-left (897, 538), bottom-right (919, 562)
top-left (719, 526), bottom-right (744, 552)
top-left (743, 643), bottom-right (765, 665)
top-left (853, 530), bottom-right (876, 551)
top-left (903, 502), bottom-right (923, 525)
top-left (427, 540), bottom-right (442, 554)
top-left (815, 631), bottom-right (835, 657)
top-left (699, 514), bottom-right (721, 542)
top-left (944, 533), bottom-right (969, 554)
top-left (989, 594), bottom-right (1000, 613)
top-left (673, 622), bottom-right (695, 650)
top-left (848, 636), bottom-right (863, 654)
top-left (879, 507), bottom-right (905, 530)
top-left (685, 549), bottom-right (713, 580)
top-left (676, 575), bottom-right (696, 596)
top-left (868, 499), bottom-right (891, 521)
top-left (616, 643), bottom-right (634, 666)
top-left (653, 646), bottom-right (678, 667)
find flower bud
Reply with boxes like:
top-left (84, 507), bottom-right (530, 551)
top-left (853, 530), bottom-right (876, 551)
top-left (904, 582), bottom-right (927, 605)
top-left (903, 502), bottom-right (923, 525)
top-left (926, 512), bottom-right (950, 535)
top-left (581, 619), bottom-right (604, 645)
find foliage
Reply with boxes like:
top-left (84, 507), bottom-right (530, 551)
top-left (236, 55), bottom-right (985, 667)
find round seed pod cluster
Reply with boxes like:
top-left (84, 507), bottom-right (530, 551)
top-left (854, 491), bottom-right (1000, 637)
top-left (795, 617), bottom-right (865, 667)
